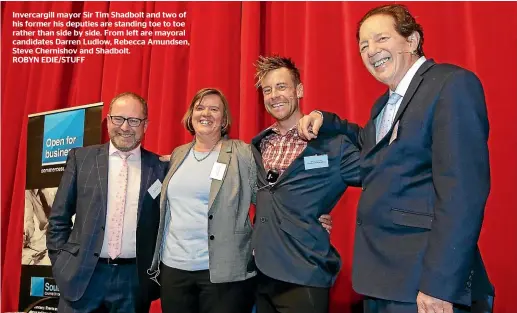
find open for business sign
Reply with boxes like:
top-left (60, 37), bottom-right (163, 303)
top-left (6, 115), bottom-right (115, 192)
top-left (41, 109), bottom-right (85, 166)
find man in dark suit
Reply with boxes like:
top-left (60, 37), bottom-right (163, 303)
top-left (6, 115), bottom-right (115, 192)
top-left (47, 92), bottom-right (167, 313)
top-left (250, 55), bottom-right (361, 313)
top-left (298, 4), bottom-right (494, 313)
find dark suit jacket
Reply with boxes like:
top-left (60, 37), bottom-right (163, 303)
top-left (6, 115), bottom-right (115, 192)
top-left (46, 143), bottom-right (167, 310)
top-left (320, 60), bottom-right (494, 305)
top-left (251, 129), bottom-right (361, 287)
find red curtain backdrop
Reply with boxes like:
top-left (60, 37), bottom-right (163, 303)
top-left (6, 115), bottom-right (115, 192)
top-left (2, 2), bottom-right (516, 313)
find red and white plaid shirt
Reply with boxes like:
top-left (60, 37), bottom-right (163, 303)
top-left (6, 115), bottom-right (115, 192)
top-left (260, 123), bottom-right (307, 176)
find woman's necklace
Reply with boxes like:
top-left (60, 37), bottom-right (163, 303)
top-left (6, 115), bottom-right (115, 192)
top-left (192, 139), bottom-right (221, 162)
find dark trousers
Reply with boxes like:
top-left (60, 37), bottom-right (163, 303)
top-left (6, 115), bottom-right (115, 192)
top-left (363, 296), bottom-right (492, 313)
top-left (58, 262), bottom-right (142, 313)
top-left (255, 271), bottom-right (329, 313)
top-left (160, 262), bottom-right (256, 313)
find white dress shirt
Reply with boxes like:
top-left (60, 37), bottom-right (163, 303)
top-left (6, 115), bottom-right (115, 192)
top-left (375, 56), bottom-right (427, 133)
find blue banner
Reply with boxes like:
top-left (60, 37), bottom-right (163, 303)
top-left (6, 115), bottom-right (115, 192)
top-left (41, 109), bottom-right (85, 166)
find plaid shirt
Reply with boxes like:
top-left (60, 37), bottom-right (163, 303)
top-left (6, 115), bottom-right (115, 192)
top-left (260, 123), bottom-right (307, 176)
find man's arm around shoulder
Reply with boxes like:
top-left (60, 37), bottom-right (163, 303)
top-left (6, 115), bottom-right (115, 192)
top-left (298, 111), bottom-right (363, 149)
top-left (339, 133), bottom-right (362, 187)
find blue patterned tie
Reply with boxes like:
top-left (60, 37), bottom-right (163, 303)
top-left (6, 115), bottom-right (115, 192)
top-left (377, 93), bottom-right (402, 143)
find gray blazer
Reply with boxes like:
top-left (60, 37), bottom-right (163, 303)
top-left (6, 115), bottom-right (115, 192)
top-left (149, 139), bottom-right (257, 283)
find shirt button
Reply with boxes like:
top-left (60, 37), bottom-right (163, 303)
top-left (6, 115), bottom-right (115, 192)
top-left (260, 217), bottom-right (267, 223)
top-left (356, 218), bottom-right (362, 225)
top-left (209, 235), bottom-right (215, 240)
top-left (208, 215), bottom-right (213, 220)
top-left (362, 186), bottom-right (366, 191)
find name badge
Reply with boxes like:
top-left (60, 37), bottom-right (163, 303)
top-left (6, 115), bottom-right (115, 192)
top-left (304, 154), bottom-right (329, 170)
top-left (210, 162), bottom-right (227, 181)
top-left (148, 179), bottom-right (162, 199)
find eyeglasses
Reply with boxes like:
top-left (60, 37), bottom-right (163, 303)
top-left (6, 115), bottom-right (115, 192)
top-left (108, 115), bottom-right (146, 127)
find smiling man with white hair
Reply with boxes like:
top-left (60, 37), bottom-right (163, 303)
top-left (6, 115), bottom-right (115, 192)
top-left (297, 4), bottom-right (494, 313)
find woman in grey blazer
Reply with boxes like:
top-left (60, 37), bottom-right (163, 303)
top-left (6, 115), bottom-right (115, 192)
top-left (148, 87), bottom-right (332, 313)
top-left (148, 88), bottom-right (257, 313)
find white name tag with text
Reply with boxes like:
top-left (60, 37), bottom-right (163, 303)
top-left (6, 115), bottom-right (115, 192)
top-left (147, 179), bottom-right (162, 199)
top-left (304, 154), bottom-right (329, 170)
top-left (210, 162), bottom-right (227, 181)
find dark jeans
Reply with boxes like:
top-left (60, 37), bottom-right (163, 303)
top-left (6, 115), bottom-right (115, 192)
top-left (255, 271), bottom-right (329, 313)
top-left (160, 262), bottom-right (256, 313)
top-left (58, 263), bottom-right (141, 313)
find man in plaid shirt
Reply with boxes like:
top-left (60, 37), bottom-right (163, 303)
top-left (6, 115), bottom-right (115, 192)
top-left (250, 55), bottom-right (361, 313)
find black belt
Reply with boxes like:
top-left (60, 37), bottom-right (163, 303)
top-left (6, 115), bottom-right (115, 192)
top-left (98, 257), bottom-right (136, 265)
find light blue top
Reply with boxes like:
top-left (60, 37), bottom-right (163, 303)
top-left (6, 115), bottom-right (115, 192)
top-left (161, 148), bottom-right (220, 271)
